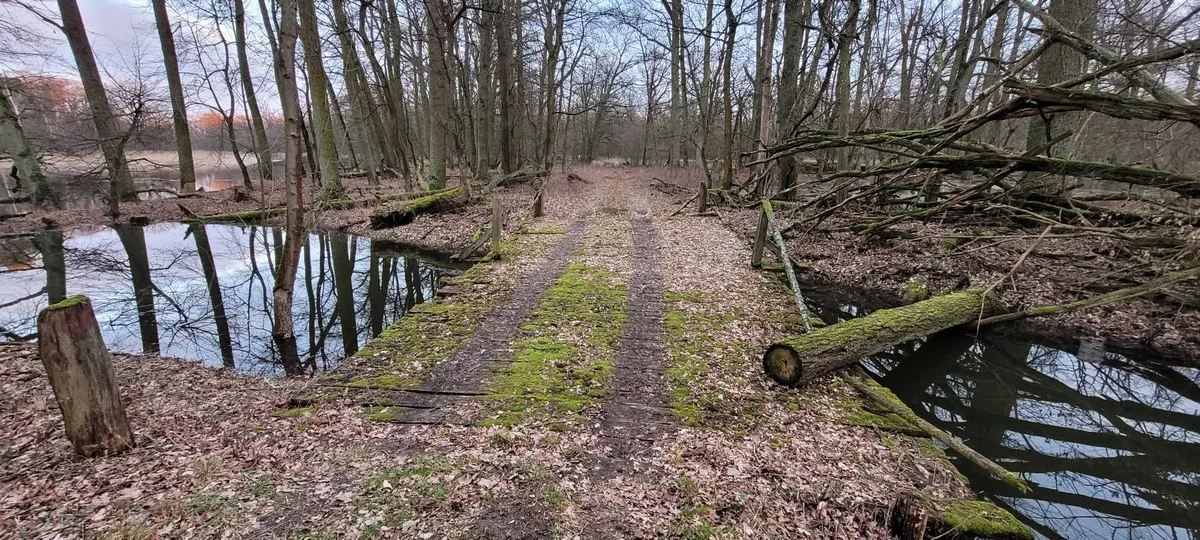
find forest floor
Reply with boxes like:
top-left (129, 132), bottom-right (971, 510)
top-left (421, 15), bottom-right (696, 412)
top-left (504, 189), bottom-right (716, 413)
top-left (1, 170), bottom-right (998, 539)
top-left (2, 165), bottom-right (1191, 538)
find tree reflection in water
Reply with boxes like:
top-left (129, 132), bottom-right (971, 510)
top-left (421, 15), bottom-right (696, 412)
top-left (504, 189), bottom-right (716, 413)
top-left (0, 222), bottom-right (462, 376)
top-left (858, 327), bottom-right (1200, 539)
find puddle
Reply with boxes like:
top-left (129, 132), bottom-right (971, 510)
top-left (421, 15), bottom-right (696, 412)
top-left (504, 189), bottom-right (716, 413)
top-left (0, 223), bottom-right (464, 376)
top-left (811, 299), bottom-right (1200, 538)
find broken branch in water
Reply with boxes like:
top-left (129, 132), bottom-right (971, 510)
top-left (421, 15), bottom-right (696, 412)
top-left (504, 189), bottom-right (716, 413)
top-left (844, 373), bottom-right (1031, 493)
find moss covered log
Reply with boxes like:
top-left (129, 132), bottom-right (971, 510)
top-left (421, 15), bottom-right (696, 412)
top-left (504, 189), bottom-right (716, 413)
top-left (762, 290), bottom-right (991, 387)
top-left (890, 492), bottom-right (1032, 540)
top-left (369, 187), bottom-right (463, 229)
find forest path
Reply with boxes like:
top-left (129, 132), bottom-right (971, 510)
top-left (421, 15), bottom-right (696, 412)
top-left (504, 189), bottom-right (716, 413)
top-left (273, 172), bottom-right (972, 538)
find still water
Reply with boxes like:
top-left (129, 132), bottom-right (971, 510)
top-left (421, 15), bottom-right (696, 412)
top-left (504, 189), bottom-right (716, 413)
top-left (811, 301), bottom-right (1200, 539)
top-left (0, 223), bottom-right (463, 376)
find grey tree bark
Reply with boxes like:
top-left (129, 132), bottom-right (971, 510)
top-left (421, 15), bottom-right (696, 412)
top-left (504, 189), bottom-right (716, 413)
top-left (0, 82), bottom-right (57, 207)
top-left (56, 0), bottom-right (136, 216)
top-left (297, 0), bottom-right (345, 198)
top-left (151, 0), bottom-right (196, 194)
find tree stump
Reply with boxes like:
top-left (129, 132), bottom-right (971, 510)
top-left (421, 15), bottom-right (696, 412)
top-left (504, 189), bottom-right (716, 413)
top-left (37, 296), bottom-right (135, 457)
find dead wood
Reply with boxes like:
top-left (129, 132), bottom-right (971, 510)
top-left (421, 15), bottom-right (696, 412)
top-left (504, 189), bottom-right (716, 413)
top-left (1004, 81), bottom-right (1200, 127)
top-left (846, 375), bottom-right (1030, 493)
top-left (762, 289), bottom-right (994, 387)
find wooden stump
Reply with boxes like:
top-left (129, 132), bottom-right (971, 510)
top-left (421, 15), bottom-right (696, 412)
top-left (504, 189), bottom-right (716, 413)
top-left (750, 208), bottom-right (768, 267)
top-left (491, 197), bottom-right (502, 254)
top-left (533, 187), bottom-right (544, 218)
top-left (37, 296), bottom-right (135, 457)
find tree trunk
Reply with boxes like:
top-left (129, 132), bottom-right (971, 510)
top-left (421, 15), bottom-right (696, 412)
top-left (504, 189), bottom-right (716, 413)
top-left (331, 233), bottom-right (358, 356)
top-left (36, 230), bottom-right (67, 304)
top-left (273, 0), bottom-right (306, 375)
top-left (191, 224), bottom-right (235, 369)
top-left (297, 0), bottom-right (344, 198)
top-left (37, 296), bottom-right (135, 457)
top-left (763, 290), bottom-right (992, 386)
top-left (715, 0), bottom-right (734, 189)
top-left (56, 0), bottom-right (136, 215)
top-left (151, 0), bottom-right (195, 194)
top-left (234, 0), bottom-right (273, 183)
top-left (1025, 0), bottom-right (1097, 156)
top-left (369, 187), bottom-right (464, 229)
top-left (425, 0), bottom-right (452, 188)
top-left (0, 82), bottom-right (57, 207)
top-left (332, 0), bottom-right (380, 185)
top-left (776, 0), bottom-right (804, 198)
top-left (114, 224), bottom-right (160, 354)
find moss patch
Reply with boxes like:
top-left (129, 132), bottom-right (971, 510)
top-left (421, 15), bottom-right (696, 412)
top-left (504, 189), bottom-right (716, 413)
top-left (663, 292), bottom-right (764, 427)
top-left (481, 263), bottom-right (626, 427)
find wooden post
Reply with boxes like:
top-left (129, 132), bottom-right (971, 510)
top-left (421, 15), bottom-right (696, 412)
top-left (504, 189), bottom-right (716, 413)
top-left (533, 187), bottom-right (544, 218)
top-left (697, 181), bottom-right (708, 213)
top-left (750, 207), bottom-right (768, 267)
top-left (491, 197), bottom-right (502, 254)
top-left (37, 296), bottom-right (135, 457)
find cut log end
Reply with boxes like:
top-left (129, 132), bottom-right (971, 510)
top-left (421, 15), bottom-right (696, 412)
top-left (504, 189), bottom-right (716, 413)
top-left (763, 344), bottom-right (804, 387)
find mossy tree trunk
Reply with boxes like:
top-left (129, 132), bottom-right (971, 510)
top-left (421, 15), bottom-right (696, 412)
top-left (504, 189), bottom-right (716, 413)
top-left (37, 296), bottom-right (135, 457)
top-left (763, 289), bottom-right (991, 386)
top-left (369, 187), bottom-right (463, 229)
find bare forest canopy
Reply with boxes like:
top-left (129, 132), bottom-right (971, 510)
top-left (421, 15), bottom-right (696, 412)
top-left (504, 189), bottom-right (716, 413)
top-left (0, 0), bottom-right (1196, 187)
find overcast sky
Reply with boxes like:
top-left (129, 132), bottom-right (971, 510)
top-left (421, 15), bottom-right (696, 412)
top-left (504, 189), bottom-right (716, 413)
top-left (2, 0), bottom-right (165, 78)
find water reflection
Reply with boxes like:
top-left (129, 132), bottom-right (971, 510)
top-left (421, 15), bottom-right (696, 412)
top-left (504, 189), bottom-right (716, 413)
top-left (0, 223), bottom-right (461, 376)
top-left (855, 325), bottom-right (1200, 539)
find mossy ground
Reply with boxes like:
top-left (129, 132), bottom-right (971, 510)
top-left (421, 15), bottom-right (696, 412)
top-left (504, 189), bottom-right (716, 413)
top-left (480, 262), bottom-right (627, 427)
top-left (293, 230), bottom-right (558, 412)
top-left (662, 291), bottom-right (768, 428)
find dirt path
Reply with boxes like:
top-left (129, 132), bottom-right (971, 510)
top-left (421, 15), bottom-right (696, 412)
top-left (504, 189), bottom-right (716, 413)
top-left (1, 171), bottom-right (1020, 539)
top-left (592, 215), bottom-right (671, 471)
top-left (391, 220), bottom-right (588, 425)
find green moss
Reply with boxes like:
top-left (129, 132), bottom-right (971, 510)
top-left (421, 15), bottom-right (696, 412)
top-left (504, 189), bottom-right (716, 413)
top-left (936, 499), bottom-right (1032, 540)
top-left (942, 233), bottom-right (965, 251)
top-left (271, 406), bottom-right (314, 419)
top-left (662, 293), bottom-right (762, 428)
top-left (481, 263), bottom-right (626, 427)
top-left (902, 276), bottom-right (929, 304)
top-left (770, 290), bottom-right (988, 385)
top-left (363, 406), bottom-right (402, 422)
top-left (43, 294), bottom-right (91, 311)
top-left (346, 373), bottom-right (411, 390)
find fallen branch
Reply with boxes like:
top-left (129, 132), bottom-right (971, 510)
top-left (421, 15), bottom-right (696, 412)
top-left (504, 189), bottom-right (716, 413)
top-left (650, 177), bottom-right (692, 197)
top-left (763, 200), bottom-right (814, 332)
top-left (1005, 81), bottom-right (1200, 127)
top-left (369, 187), bottom-right (465, 229)
top-left (846, 374), bottom-right (1031, 493)
top-left (977, 265), bottom-right (1200, 326)
top-left (669, 191), bottom-right (701, 217)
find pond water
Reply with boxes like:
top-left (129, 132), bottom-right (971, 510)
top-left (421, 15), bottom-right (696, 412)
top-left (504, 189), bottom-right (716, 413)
top-left (811, 301), bottom-right (1200, 539)
top-left (0, 223), bottom-right (463, 376)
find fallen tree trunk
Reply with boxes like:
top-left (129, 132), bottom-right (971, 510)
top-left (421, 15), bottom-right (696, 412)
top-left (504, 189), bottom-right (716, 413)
top-left (369, 187), bottom-right (464, 229)
top-left (763, 289), bottom-right (993, 387)
top-left (488, 167), bottom-right (546, 189)
top-left (847, 375), bottom-right (1030, 493)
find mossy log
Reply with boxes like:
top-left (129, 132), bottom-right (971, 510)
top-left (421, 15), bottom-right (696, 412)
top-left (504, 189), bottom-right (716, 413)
top-left (890, 492), bottom-right (1033, 540)
top-left (763, 289), bottom-right (992, 387)
top-left (369, 187), bottom-right (464, 229)
top-left (848, 375), bottom-right (1030, 492)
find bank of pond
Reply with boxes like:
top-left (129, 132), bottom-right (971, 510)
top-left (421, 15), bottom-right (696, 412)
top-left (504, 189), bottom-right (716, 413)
top-left (0, 223), bottom-right (1195, 539)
